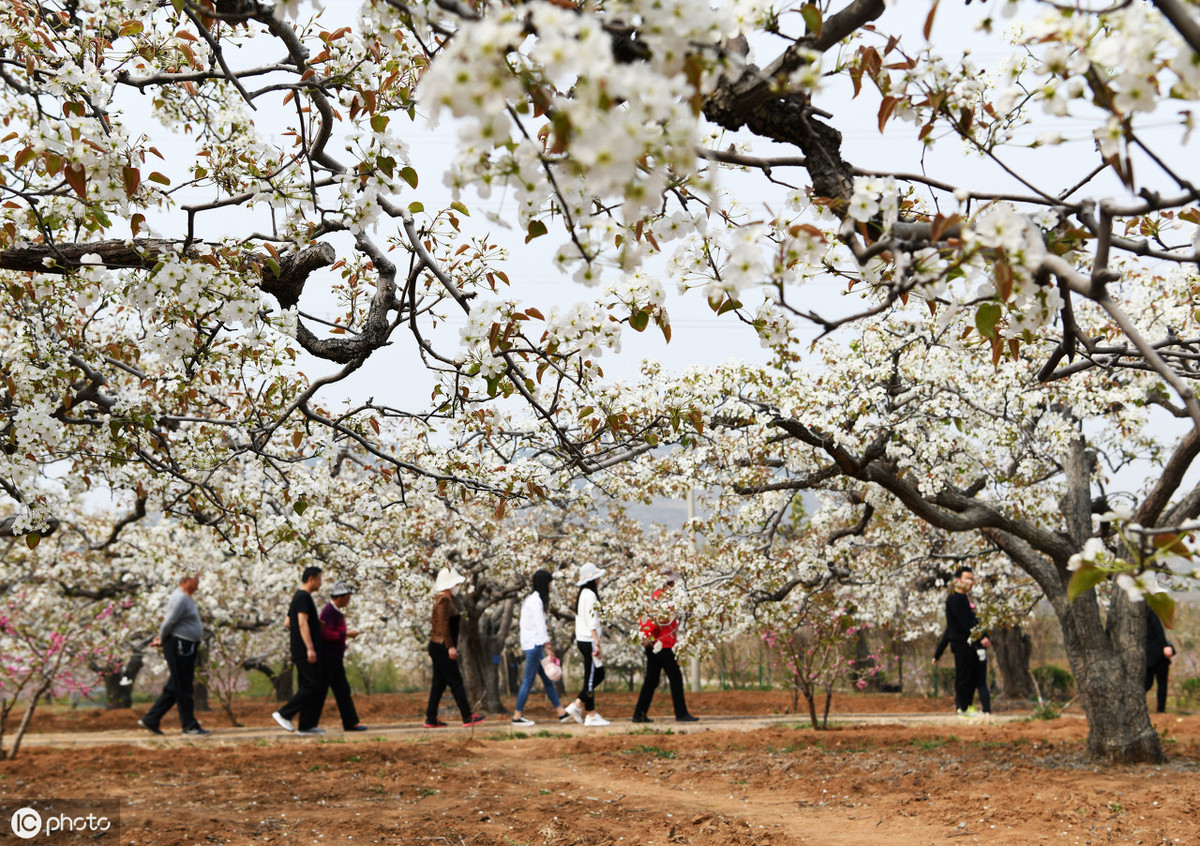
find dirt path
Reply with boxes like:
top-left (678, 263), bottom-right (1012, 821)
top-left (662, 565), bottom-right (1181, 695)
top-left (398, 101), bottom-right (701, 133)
top-left (14, 710), bottom-right (1032, 748)
top-left (6, 694), bottom-right (1197, 845)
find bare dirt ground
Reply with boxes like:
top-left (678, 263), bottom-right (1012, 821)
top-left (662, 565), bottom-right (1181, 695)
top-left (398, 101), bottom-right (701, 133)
top-left (4, 691), bottom-right (1198, 845)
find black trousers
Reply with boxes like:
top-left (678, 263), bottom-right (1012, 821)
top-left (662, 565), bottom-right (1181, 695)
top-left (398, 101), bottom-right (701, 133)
top-left (951, 640), bottom-right (980, 712)
top-left (576, 641), bottom-right (606, 711)
top-left (634, 646), bottom-right (690, 718)
top-left (975, 654), bottom-right (991, 714)
top-left (278, 649), bottom-right (328, 730)
top-left (322, 656), bottom-right (360, 729)
top-left (426, 642), bottom-right (472, 722)
top-left (1145, 658), bottom-right (1171, 713)
top-left (144, 636), bottom-right (200, 730)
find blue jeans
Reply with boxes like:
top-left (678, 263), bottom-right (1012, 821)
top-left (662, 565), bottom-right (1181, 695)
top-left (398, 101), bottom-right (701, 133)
top-left (515, 645), bottom-right (562, 713)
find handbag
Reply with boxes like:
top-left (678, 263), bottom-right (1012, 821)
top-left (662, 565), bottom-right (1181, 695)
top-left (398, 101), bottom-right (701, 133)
top-left (540, 654), bottom-right (562, 682)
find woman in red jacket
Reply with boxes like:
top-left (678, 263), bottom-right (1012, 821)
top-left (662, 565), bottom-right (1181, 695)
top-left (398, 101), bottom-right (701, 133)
top-left (632, 569), bottom-right (698, 723)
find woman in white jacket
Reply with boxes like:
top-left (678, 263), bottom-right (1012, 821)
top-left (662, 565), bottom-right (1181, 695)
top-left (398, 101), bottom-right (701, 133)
top-left (511, 569), bottom-right (569, 726)
top-left (565, 562), bottom-right (609, 726)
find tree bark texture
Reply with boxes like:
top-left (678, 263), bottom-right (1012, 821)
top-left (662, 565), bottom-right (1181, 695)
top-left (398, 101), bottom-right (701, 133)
top-left (1050, 587), bottom-right (1163, 763)
top-left (989, 626), bottom-right (1035, 701)
top-left (459, 607), bottom-right (493, 715)
top-left (103, 651), bottom-right (144, 709)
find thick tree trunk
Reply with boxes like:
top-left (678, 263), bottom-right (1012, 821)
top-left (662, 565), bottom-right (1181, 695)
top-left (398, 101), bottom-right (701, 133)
top-left (102, 651), bottom-right (145, 709)
top-left (275, 660), bottom-right (294, 701)
top-left (990, 625), bottom-right (1035, 700)
top-left (459, 608), bottom-right (494, 715)
top-left (1050, 587), bottom-right (1163, 763)
top-left (482, 615), bottom-right (504, 714)
top-left (459, 599), bottom-right (512, 715)
top-left (243, 658), bottom-right (294, 702)
top-left (193, 644), bottom-right (210, 712)
top-left (984, 438), bottom-right (1164, 764)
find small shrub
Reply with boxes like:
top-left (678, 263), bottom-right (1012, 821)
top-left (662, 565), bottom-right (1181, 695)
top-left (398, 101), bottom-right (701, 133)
top-left (1032, 664), bottom-right (1075, 701)
top-left (1179, 676), bottom-right (1200, 704)
top-left (1030, 702), bottom-right (1060, 721)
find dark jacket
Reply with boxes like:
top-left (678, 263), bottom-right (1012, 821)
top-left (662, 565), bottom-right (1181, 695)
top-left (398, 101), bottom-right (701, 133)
top-left (1145, 606), bottom-right (1174, 666)
top-left (944, 592), bottom-right (985, 644)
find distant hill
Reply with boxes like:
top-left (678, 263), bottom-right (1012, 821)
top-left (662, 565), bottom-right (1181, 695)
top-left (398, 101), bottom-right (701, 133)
top-left (622, 491), bottom-right (819, 530)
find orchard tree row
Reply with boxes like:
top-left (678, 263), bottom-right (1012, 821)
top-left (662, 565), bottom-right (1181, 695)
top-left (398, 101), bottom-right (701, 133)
top-left (3, 0), bottom-right (1200, 763)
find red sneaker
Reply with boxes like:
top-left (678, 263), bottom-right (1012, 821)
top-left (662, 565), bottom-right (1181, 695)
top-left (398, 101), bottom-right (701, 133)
top-left (423, 719), bottom-right (447, 728)
top-left (462, 713), bottom-right (487, 727)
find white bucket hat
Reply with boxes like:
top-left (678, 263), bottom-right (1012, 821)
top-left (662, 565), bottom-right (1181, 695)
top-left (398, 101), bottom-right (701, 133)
top-left (433, 567), bottom-right (467, 593)
top-left (576, 562), bottom-right (606, 586)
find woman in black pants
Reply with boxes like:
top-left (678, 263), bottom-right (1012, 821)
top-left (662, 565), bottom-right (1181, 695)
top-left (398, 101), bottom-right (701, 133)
top-left (425, 567), bottom-right (486, 729)
top-left (564, 562), bottom-right (609, 727)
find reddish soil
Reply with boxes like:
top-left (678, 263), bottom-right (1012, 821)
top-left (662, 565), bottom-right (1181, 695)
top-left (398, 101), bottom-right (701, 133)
top-left (5, 692), bottom-right (1198, 845)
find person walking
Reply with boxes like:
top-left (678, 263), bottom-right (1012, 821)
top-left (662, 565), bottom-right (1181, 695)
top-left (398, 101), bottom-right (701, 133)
top-left (272, 566), bottom-right (329, 735)
top-left (425, 567), bottom-right (486, 729)
top-left (565, 562), bottom-right (609, 727)
top-left (632, 569), bottom-right (698, 723)
top-left (138, 572), bottom-right (211, 736)
top-left (319, 582), bottom-right (368, 732)
top-left (934, 627), bottom-right (991, 716)
top-left (933, 567), bottom-right (990, 718)
top-left (511, 569), bottom-right (570, 727)
top-left (1145, 605), bottom-right (1176, 714)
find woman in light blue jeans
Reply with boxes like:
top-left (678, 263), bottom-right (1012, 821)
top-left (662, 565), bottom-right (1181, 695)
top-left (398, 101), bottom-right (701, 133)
top-left (512, 570), bottom-right (569, 726)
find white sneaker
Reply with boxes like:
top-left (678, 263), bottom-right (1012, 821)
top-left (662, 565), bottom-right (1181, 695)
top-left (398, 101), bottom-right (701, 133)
top-left (584, 713), bottom-right (610, 727)
top-left (297, 726), bottom-right (326, 735)
top-left (565, 702), bottom-right (584, 724)
top-left (511, 716), bottom-right (536, 727)
top-left (272, 711), bottom-right (295, 732)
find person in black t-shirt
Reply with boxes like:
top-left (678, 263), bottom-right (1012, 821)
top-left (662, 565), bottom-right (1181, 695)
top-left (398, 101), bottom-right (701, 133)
top-left (272, 566), bottom-right (329, 734)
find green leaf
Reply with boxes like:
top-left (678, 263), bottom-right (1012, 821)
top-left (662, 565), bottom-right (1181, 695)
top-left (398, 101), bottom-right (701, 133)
top-left (451, 200), bottom-right (470, 216)
top-left (407, 201), bottom-right (424, 214)
top-left (799, 3), bottom-right (822, 38)
top-left (1067, 564), bottom-right (1108, 602)
top-left (293, 500), bottom-right (308, 516)
top-left (717, 298), bottom-right (742, 316)
top-left (399, 166), bottom-right (418, 189)
top-left (25, 532), bottom-right (40, 550)
top-left (147, 171), bottom-right (171, 186)
top-left (1147, 591), bottom-right (1177, 629)
top-left (975, 302), bottom-right (1002, 340)
top-left (629, 309), bottom-right (649, 332)
top-left (370, 113), bottom-right (390, 133)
